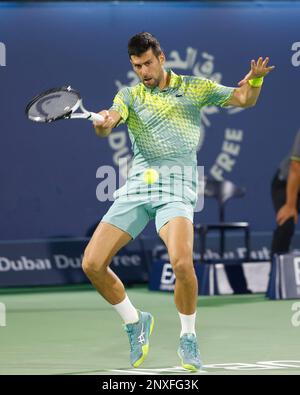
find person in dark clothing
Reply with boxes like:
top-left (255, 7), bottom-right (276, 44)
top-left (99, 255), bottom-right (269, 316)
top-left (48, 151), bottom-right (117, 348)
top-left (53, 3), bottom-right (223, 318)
top-left (271, 129), bottom-right (300, 255)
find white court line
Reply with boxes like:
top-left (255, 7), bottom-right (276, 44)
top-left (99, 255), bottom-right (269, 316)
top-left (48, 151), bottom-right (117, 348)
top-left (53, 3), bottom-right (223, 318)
top-left (109, 366), bottom-right (207, 375)
top-left (110, 369), bottom-right (157, 375)
top-left (107, 361), bottom-right (300, 374)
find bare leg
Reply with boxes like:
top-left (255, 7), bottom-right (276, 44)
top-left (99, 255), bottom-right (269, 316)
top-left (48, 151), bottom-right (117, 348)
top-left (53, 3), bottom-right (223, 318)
top-left (82, 222), bottom-right (132, 305)
top-left (159, 217), bottom-right (202, 370)
top-left (159, 217), bottom-right (197, 314)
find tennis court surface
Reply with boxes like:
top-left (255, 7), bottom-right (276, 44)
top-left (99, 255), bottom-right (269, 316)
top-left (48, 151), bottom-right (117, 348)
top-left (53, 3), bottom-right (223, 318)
top-left (0, 285), bottom-right (299, 375)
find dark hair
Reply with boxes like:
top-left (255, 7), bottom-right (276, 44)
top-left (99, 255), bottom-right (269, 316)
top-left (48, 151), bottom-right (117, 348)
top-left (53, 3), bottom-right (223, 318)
top-left (128, 32), bottom-right (162, 58)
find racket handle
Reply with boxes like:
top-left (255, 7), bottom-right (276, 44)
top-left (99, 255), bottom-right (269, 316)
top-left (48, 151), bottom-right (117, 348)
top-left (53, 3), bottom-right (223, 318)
top-left (89, 112), bottom-right (104, 123)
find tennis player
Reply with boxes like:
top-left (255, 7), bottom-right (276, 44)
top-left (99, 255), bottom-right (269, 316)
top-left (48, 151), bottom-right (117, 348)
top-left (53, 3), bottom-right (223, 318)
top-left (82, 32), bottom-right (274, 371)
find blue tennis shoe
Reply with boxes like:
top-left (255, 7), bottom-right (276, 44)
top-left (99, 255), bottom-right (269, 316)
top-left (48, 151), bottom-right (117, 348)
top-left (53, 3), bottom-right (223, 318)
top-left (124, 311), bottom-right (154, 368)
top-left (177, 333), bottom-right (202, 371)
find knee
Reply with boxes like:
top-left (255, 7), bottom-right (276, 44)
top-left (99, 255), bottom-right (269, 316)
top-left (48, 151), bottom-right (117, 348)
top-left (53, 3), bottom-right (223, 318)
top-left (170, 251), bottom-right (194, 280)
top-left (82, 248), bottom-right (107, 276)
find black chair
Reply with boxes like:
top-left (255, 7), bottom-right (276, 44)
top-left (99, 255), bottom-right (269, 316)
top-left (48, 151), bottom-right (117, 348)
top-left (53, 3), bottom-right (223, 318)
top-left (195, 178), bottom-right (250, 262)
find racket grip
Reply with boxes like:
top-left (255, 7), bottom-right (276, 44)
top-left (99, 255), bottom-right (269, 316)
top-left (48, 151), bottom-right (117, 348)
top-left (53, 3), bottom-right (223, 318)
top-left (89, 112), bottom-right (104, 123)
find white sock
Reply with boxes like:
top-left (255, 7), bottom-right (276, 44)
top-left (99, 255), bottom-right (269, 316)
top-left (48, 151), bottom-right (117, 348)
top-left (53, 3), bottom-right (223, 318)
top-left (112, 294), bottom-right (139, 324)
top-left (178, 312), bottom-right (196, 337)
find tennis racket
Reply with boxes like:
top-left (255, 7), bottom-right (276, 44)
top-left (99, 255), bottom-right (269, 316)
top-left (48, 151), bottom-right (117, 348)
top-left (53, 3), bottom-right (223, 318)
top-left (25, 86), bottom-right (104, 124)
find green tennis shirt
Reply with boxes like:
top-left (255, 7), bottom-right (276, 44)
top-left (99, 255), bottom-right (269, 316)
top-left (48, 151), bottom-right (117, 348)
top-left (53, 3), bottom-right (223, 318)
top-left (110, 69), bottom-right (234, 205)
top-left (110, 69), bottom-right (234, 162)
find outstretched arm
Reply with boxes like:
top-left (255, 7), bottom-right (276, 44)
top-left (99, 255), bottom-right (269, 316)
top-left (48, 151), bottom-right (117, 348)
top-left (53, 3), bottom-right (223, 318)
top-left (225, 57), bottom-right (275, 108)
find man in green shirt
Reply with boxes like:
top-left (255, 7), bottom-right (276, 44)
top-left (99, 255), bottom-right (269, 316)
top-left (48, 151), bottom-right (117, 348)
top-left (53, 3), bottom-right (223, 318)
top-left (82, 32), bottom-right (274, 371)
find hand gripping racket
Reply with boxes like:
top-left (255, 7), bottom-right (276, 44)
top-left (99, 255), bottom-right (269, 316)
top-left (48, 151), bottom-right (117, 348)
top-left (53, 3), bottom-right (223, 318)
top-left (25, 86), bottom-right (104, 124)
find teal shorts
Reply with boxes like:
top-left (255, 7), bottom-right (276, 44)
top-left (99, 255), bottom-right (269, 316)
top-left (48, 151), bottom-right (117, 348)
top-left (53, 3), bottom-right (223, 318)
top-left (102, 197), bottom-right (194, 239)
top-left (102, 152), bottom-right (198, 239)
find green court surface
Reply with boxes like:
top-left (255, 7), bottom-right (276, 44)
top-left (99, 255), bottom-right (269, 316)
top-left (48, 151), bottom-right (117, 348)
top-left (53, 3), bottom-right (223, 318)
top-left (0, 285), bottom-right (299, 375)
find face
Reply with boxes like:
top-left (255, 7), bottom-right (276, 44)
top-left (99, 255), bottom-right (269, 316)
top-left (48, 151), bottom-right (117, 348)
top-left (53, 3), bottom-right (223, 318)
top-left (130, 48), bottom-right (165, 88)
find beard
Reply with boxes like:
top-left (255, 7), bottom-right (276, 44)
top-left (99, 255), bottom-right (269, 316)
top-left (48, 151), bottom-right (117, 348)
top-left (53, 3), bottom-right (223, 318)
top-left (142, 77), bottom-right (158, 88)
top-left (142, 71), bottom-right (164, 88)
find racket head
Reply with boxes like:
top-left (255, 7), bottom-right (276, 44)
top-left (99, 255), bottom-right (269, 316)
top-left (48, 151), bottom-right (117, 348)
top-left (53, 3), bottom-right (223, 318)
top-left (25, 86), bottom-right (81, 123)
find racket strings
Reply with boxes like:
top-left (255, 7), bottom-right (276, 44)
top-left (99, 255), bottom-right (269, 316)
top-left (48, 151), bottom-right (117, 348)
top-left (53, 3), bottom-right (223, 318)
top-left (27, 89), bottom-right (80, 122)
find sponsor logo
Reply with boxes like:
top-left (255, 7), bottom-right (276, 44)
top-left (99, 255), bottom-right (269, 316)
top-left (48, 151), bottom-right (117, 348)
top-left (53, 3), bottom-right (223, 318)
top-left (160, 263), bottom-right (176, 291)
top-left (0, 253), bottom-right (142, 273)
top-left (138, 324), bottom-right (145, 344)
